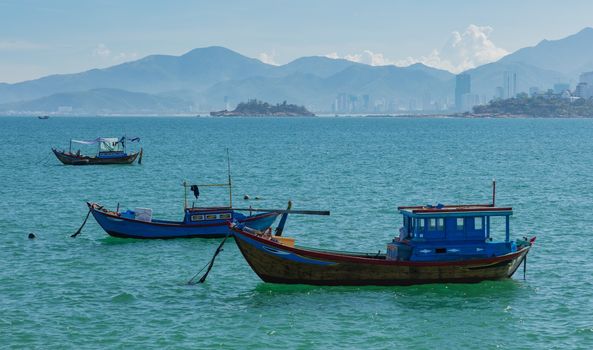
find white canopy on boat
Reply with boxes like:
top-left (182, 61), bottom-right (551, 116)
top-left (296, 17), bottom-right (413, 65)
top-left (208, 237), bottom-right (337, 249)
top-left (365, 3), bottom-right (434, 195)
top-left (71, 137), bottom-right (120, 145)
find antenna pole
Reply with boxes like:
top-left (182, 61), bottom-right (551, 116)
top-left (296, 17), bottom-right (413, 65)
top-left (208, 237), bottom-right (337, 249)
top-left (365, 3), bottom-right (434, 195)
top-left (492, 179), bottom-right (496, 207)
top-left (183, 180), bottom-right (188, 210)
top-left (227, 149), bottom-right (232, 208)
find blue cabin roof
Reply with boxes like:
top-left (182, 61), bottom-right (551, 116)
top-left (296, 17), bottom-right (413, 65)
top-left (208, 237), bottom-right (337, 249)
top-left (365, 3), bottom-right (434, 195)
top-left (398, 204), bottom-right (512, 217)
top-left (390, 203), bottom-right (516, 262)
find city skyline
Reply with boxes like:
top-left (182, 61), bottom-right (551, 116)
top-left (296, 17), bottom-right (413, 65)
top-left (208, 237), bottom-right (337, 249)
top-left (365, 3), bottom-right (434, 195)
top-left (2, 0), bottom-right (593, 83)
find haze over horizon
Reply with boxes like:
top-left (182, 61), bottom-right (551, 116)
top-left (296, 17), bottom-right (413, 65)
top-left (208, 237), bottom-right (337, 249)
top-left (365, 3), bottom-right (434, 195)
top-left (2, 0), bottom-right (593, 83)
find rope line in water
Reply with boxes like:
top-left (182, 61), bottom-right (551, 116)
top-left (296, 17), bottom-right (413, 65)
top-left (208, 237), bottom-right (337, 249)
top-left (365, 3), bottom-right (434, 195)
top-left (39, 151), bottom-right (54, 166)
top-left (71, 208), bottom-right (92, 238)
top-left (187, 232), bottom-right (231, 285)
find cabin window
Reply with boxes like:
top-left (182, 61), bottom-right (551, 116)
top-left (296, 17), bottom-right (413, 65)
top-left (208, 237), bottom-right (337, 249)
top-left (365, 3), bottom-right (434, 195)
top-left (429, 218), bottom-right (436, 231)
top-left (205, 214), bottom-right (218, 220)
top-left (456, 218), bottom-right (464, 230)
top-left (437, 218), bottom-right (444, 231)
top-left (474, 217), bottom-right (483, 230)
top-left (418, 218), bottom-right (425, 231)
top-left (218, 213), bottom-right (232, 220)
top-left (191, 214), bottom-right (204, 221)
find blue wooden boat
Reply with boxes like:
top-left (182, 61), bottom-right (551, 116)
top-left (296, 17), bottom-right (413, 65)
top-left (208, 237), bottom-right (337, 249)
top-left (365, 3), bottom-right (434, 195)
top-left (88, 202), bottom-right (280, 239)
top-left (85, 156), bottom-right (282, 238)
top-left (52, 137), bottom-right (142, 165)
top-left (230, 185), bottom-right (536, 286)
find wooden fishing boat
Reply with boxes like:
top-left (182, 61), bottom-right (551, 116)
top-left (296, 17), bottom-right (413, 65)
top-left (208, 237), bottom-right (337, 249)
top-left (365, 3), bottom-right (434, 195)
top-left (84, 154), bottom-right (282, 239)
top-left (52, 137), bottom-right (142, 165)
top-left (88, 202), bottom-right (280, 239)
top-left (230, 186), bottom-right (536, 286)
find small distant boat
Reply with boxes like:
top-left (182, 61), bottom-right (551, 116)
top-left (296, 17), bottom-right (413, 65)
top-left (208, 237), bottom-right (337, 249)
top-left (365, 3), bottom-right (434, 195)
top-left (38, 115), bottom-right (49, 119)
top-left (231, 182), bottom-right (536, 286)
top-left (52, 137), bottom-right (142, 165)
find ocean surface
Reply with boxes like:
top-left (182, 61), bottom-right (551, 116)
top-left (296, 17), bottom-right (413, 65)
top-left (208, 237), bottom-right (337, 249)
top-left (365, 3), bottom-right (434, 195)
top-left (1, 116), bottom-right (593, 349)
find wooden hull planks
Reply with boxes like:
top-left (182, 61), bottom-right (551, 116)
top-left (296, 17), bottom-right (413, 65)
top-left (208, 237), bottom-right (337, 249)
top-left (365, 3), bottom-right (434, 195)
top-left (52, 148), bottom-right (140, 165)
top-left (233, 228), bottom-right (531, 286)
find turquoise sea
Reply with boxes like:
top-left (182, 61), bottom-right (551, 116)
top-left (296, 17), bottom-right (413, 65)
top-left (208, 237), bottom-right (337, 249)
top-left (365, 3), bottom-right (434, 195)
top-left (1, 116), bottom-right (593, 349)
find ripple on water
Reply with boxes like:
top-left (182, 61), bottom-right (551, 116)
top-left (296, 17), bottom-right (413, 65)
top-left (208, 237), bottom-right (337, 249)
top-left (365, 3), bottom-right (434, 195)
top-left (110, 292), bottom-right (137, 303)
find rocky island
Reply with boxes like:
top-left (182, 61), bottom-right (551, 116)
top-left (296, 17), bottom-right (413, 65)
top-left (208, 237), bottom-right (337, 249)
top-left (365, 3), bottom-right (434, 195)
top-left (472, 95), bottom-right (593, 118)
top-left (210, 99), bottom-right (315, 117)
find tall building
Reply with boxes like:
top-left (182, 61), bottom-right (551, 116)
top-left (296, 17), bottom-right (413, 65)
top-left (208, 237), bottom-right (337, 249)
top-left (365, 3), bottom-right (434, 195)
top-left (577, 72), bottom-right (593, 98)
top-left (503, 72), bottom-right (517, 98)
top-left (455, 74), bottom-right (471, 111)
top-left (575, 82), bottom-right (591, 98)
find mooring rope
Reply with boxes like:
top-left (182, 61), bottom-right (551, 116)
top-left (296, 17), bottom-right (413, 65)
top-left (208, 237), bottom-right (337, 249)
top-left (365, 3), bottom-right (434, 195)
top-left (187, 231), bottom-right (231, 284)
top-left (39, 151), bottom-right (54, 166)
top-left (71, 208), bottom-right (92, 238)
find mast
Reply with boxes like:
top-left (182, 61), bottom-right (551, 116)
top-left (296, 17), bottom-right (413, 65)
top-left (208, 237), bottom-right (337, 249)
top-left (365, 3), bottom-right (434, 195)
top-left (183, 180), bottom-right (188, 209)
top-left (492, 179), bottom-right (496, 207)
top-left (227, 148), bottom-right (233, 208)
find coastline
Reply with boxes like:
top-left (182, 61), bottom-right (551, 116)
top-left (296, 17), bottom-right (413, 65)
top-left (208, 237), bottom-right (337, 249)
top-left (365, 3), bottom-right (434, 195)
top-left (5, 112), bottom-right (593, 118)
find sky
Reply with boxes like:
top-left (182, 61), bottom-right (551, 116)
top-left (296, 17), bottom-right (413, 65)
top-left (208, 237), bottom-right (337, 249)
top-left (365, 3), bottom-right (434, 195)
top-left (1, 0), bottom-right (593, 83)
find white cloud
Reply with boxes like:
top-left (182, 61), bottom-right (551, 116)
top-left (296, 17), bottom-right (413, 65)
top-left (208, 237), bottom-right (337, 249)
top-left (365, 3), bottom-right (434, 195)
top-left (324, 52), bottom-right (339, 59)
top-left (113, 52), bottom-right (138, 61)
top-left (326, 50), bottom-right (396, 66)
top-left (93, 43), bottom-right (111, 58)
top-left (258, 51), bottom-right (278, 65)
top-left (395, 25), bottom-right (508, 73)
top-left (324, 25), bottom-right (508, 73)
top-left (92, 43), bottom-right (138, 62)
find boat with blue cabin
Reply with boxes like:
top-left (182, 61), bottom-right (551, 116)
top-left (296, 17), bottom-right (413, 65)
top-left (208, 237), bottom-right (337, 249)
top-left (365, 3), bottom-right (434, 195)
top-left (230, 185), bottom-right (536, 286)
top-left (52, 137), bottom-right (142, 165)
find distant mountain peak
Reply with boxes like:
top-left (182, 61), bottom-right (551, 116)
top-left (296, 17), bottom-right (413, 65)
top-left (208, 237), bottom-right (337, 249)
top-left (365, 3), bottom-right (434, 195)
top-left (182, 45), bottom-right (238, 56)
top-left (498, 26), bottom-right (593, 77)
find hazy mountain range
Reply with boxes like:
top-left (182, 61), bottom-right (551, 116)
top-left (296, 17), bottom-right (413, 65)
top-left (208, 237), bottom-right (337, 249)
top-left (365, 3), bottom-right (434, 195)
top-left (2, 27), bottom-right (593, 114)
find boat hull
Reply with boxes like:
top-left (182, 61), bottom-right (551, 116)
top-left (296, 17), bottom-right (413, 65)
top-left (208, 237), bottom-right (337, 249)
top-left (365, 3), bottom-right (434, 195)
top-left (90, 205), bottom-right (279, 239)
top-left (233, 229), bottom-right (531, 286)
top-left (52, 149), bottom-right (139, 165)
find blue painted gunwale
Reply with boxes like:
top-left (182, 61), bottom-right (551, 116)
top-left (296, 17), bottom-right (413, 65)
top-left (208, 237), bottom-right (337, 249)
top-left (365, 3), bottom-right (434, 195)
top-left (232, 226), bottom-right (530, 267)
top-left (89, 202), bottom-right (279, 239)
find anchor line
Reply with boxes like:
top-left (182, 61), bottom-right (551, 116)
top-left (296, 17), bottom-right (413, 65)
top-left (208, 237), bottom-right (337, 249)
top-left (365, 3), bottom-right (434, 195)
top-left (39, 151), bottom-right (53, 166)
top-left (71, 208), bottom-right (92, 238)
top-left (187, 231), bottom-right (232, 284)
